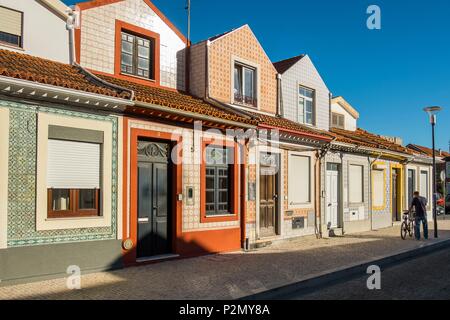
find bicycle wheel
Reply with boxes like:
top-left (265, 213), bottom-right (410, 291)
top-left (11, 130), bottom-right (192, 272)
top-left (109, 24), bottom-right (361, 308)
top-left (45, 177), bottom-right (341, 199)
top-left (401, 221), bottom-right (408, 240)
top-left (408, 220), bottom-right (414, 237)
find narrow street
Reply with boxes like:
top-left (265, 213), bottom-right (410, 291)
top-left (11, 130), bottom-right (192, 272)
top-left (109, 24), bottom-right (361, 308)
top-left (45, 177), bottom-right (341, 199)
top-left (1, 220), bottom-right (450, 300)
top-left (282, 248), bottom-right (450, 300)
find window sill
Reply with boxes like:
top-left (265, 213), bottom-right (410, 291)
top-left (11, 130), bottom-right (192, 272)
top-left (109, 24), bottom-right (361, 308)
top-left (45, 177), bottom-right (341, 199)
top-left (288, 202), bottom-right (313, 210)
top-left (0, 42), bottom-right (24, 51)
top-left (120, 72), bottom-right (156, 83)
top-left (200, 213), bottom-right (239, 223)
top-left (349, 202), bottom-right (365, 206)
top-left (232, 101), bottom-right (257, 109)
top-left (45, 216), bottom-right (103, 222)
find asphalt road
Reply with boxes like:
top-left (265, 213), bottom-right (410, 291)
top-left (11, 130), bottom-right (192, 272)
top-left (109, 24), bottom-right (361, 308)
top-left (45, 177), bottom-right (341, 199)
top-left (282, 247), bottom-right (450, 300)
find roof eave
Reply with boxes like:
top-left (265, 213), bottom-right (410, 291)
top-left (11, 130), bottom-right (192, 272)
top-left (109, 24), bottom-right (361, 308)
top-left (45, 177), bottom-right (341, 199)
top-left (134, 100), bottom-right (257, 130)
top-left (0, 75), bottom-right (133, 110)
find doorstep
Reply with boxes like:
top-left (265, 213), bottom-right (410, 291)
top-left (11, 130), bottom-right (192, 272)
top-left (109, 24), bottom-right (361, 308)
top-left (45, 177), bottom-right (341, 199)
top-left (136, 254), bottom-right (180, 263)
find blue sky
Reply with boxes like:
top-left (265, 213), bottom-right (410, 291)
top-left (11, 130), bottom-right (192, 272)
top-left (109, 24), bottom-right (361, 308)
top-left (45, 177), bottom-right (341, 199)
top-left (65, 0), bottom-right (450, 151)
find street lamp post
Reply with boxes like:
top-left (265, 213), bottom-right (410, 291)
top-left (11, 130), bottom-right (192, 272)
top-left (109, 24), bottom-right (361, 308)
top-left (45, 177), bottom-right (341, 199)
top-left (424, 106), bottom-right (442, 238)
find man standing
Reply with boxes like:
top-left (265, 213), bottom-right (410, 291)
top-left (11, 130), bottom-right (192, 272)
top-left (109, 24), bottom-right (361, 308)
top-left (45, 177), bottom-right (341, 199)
top-left (409, 191), bottom-right (429, 240)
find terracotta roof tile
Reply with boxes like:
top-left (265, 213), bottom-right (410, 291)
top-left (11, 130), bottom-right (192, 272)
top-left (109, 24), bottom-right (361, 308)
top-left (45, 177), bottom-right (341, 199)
top-left (330, 127), bottom-right (414, 155)
top-left (407, 144), bottom-right (450, 158)
top-left (0, 49), bottom-right (130, 98)
top-left (0, 49), bottom-right (256, 126)
top-left (248, 112), bottom-right (332, 140)
top-left (96, 74), bottom-right (258, 126)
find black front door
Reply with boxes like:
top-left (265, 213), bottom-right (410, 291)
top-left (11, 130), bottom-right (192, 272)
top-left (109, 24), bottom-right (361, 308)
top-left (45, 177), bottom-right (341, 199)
top-left (137, 140), bottom-right (171, 258)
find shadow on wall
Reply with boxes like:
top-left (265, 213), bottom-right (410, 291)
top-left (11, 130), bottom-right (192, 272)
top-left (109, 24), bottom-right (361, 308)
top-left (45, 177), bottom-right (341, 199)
top-left (2, 224), bottom-right (450, 300)
top-left (176, 48), bottom-right (187, 92)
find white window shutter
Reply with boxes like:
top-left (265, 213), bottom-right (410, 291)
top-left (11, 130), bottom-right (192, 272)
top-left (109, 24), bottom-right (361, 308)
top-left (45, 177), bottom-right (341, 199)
top-left (420, 171), bottom-right (428, 198)
top-left (47, 139), bottom-right (101, 189)
top-left (289, 155), bottom-right (310, 204)
top-left (349, 165), bottom-right (363, 203)
top-left (372, 170), bottom-right (384, 207)
top-left (0, 7), bottom-right (22, 36)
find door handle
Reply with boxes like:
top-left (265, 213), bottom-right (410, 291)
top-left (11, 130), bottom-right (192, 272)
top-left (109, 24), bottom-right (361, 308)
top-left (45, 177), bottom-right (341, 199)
top-left (328, 203), bottom-right (332, 207)
top-left (273, 194), bottom-right (278, 199)
top-left (138, 217), bottom-right (149, 223)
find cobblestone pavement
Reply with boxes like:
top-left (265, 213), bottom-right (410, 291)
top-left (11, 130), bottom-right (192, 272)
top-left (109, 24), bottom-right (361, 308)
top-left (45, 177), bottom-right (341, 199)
top-left (1, 219), bottom-right (450, 300)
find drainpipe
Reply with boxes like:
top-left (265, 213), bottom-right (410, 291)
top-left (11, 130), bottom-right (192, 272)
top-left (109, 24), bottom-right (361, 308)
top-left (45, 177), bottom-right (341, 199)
top-left (66, 8), bottom-right (77, 66)
top-left (66, 8), bottom-right (134, 101)
top-left (276, 73), bottom-right (283, 117)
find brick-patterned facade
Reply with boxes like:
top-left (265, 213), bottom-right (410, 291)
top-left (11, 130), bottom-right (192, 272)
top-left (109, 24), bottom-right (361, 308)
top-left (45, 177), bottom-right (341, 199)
top-left (190, 25), bottom-right (278, 114)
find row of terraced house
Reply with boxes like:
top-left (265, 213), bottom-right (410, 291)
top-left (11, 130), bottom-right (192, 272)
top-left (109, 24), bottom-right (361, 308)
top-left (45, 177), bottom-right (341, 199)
top-left (0, 0), bottom-right (440, 285)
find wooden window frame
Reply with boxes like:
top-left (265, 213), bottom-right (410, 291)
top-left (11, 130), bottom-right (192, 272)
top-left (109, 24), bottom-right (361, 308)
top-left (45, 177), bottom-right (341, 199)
top-left (114, 20), bottom-right (160, 85)
top-left (0, 6), bottom-right (24, 49)
top-left (120, 31), bottom-right (154, 80)
top-left (200, 139), bottom-right (239, 223)
top-left (47, 188), bottom-right (100, 219)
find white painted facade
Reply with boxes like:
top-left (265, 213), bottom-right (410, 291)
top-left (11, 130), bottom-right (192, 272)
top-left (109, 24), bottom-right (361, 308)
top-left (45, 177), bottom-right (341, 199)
top-left (77, 0), bottom-right (186, 90)
top-left (279, 55), bottom-right (330, 131)
top-left (0, 0), bottom-right (70, 64)
top-left (331, 100), bottom-right (358, 131)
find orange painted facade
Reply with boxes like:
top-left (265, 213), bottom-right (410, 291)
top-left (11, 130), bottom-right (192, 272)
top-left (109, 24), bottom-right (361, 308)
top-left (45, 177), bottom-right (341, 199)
top-left (121, 118), bottom-right (245, 263)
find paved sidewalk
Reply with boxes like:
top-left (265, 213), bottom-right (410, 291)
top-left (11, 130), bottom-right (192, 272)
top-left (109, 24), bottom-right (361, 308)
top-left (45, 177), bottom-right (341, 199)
top-left (1, 219), bottom-right (450, 300)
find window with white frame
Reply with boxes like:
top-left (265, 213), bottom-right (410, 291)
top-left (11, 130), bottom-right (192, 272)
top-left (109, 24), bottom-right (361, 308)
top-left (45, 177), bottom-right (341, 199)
top-left (372, 169), bottom-right (385, 208)
top-left (349, 164), bottom-right (364, 203)
top-left (331, 112), bottom-right (345, 129)
top-left (288, 154), bottom-right (311, 205)
top-left (234, 63), bottom-right (256, 107)
top-left (420, 170), bottom-right (429, 199)
top-left (298, 86), bottom-right (314, 125)
top-left (0, 6), bottom-right (23, 48)
top-left (47, 126), bottom-right (103, 219)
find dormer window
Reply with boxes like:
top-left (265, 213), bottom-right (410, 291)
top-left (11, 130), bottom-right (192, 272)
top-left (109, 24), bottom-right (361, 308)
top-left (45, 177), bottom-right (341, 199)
top-left (0, 6), bottom-right (23, 48)
top-left (331, 112), bottom-right (345, 129)
top-left (121, 31), bottom-right (154, 80)
top-left (298, 86), bottom-right (315, 125)
top-left (115, 20), bottom-right (160, 84)
top-left (234, 63), bottom-right (257, 108)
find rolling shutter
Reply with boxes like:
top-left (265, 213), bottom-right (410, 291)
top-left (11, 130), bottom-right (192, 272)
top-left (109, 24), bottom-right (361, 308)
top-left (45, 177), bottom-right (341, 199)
top-left (0, 7), bottom-right (22, 36)
top-left (349, 164), bottom-right (363, 203)
top-left (420, 171), bottom-right (428, 198)
top-left (289, 155), bottom-right (310, 204)
top-left (47, 139), bottom-right (101, 189)
top-left (372, 170), bottom-right (384, 207)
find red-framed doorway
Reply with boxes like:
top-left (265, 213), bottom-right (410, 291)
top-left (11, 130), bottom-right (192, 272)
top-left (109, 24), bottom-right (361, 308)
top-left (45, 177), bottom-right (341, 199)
top-left (122, 117), bottom-right (183, 265)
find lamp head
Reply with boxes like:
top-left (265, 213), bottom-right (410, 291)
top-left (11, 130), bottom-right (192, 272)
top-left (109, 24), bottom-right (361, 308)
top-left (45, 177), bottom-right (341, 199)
top-left (424, 106), bottom-right (442, 124)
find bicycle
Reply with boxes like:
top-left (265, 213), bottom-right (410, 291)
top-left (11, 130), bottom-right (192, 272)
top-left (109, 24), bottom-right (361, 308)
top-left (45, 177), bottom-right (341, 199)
top-left (401, 210), bottom-right (415, 240)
